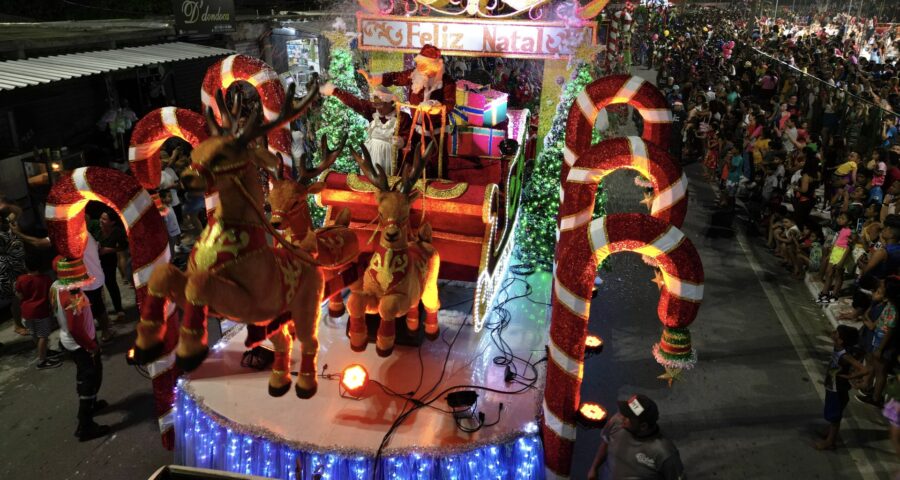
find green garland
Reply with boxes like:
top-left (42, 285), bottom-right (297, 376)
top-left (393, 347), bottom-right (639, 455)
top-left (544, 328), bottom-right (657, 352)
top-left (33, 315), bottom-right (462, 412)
top-left (514, 64), bottom-right (608, 271)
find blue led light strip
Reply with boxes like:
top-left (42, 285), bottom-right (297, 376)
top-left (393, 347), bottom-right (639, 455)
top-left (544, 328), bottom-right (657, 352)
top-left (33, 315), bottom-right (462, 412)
top-left (174, 390), bottom-right (544, 479)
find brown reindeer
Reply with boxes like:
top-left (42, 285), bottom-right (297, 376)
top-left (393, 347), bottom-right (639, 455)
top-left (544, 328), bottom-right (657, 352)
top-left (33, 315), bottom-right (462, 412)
top-left (346, 142), bottom-right (441, 356)
top-left (134, 82), bottom-right (328, 398)
top-left (268, 137), bottom-right (356, 318)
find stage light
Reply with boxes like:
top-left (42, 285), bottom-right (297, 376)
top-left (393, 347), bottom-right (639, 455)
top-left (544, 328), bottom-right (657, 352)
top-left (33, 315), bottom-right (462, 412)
top-left (577, 402), bottom-right (608, 429)
top-left (585, 334), bottom-right (604, 357)
top-left (340, 364), bottom-right (368, 399)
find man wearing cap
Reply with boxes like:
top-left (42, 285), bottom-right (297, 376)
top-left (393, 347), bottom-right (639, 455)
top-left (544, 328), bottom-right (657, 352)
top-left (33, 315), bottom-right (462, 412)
top-left (358, 44), bottom-right (456, 178)
top-left (320, 82), bottom-right (412, 176)
top-left (587, 394), bottom-right (685, 480)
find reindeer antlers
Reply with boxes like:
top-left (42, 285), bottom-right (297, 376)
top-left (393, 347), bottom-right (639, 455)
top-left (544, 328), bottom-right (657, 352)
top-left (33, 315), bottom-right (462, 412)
top-left (299, 134), bottom-right (347, 183)
top-left (351, 144), bottom-right (389, 191)
top-left (399, 141), bottom-right (434, 195)
top-left (238, 80), bottom-right (321, 146)
top-left (205, 88), bottom-right (244, 136)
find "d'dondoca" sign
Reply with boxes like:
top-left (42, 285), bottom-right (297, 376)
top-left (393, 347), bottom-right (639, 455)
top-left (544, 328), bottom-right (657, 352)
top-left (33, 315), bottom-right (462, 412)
top-left (174, 0), bottom-right (235, 35)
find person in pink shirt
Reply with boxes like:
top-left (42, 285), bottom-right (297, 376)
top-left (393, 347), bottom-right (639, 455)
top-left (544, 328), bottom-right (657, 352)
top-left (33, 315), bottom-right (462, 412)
top-left (819, 213), bottom-right (853, 304)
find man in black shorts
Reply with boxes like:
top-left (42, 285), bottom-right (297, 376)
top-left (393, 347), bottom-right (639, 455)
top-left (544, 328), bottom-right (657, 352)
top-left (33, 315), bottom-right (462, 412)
top-left (588, 394), bottom-right (686, 480)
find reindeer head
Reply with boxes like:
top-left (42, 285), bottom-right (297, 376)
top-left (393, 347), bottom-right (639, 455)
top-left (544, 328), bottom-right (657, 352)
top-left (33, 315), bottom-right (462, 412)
top-left (182, 81), bottom-right (320, 207)
top-left (269, 135), bottom-right (345, 231)
top-left (352, 142), bottom-right (433, 250)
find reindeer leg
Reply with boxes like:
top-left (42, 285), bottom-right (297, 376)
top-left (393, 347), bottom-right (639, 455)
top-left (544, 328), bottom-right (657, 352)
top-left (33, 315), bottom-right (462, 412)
top-left (376, 295), bottom-right (405, 357)
top-left (346, 289), bottom-right (370, 352)
top-left (268, 322), bottom-right (293, 397)
top-left (421, 252), bottom-right (442, 341)
top-left (328, 291), bottom-right (346, 318)
top-left (406, 304), bottom-right (420, 333)
top-left (134, 264), bottom-right (186, 364)
top-left (294, 276), bottom-right (323, 399)
top-left (175, 303), bottom-right (209, 372)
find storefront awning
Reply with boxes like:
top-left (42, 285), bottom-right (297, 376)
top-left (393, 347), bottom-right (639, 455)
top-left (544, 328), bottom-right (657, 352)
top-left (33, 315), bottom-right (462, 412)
top-left (0, 42), bottom-right (234, 91)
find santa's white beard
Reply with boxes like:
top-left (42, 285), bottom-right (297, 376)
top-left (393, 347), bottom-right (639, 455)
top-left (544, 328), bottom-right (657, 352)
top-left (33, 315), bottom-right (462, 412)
top-left (410, 68), bottom-right (442, 95)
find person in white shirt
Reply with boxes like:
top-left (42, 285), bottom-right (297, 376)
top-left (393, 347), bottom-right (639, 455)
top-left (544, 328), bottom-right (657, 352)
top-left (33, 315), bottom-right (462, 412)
top-left (81, 234), bottom-right (112, 343)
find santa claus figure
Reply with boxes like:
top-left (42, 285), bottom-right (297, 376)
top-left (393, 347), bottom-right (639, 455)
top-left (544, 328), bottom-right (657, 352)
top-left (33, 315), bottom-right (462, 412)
top-left (359, 44), bottom-right (456, 178)
top-left (320, 83), bottom-right (411, 176)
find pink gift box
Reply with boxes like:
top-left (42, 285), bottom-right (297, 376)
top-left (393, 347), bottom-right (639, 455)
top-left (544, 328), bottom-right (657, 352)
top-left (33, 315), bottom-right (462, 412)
top-left (455, 80), bottom-right (509, 111)
top-left (451, 126), bottom-right (505, 158)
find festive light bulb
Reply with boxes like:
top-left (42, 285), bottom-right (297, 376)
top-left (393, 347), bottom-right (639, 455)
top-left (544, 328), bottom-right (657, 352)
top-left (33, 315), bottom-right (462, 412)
top-left (578, 401), bottom-right (609, 428)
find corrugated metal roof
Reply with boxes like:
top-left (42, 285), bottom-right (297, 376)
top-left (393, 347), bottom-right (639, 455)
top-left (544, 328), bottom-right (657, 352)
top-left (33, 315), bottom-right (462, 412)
top-left (0, 42), bottom-right (234, 91)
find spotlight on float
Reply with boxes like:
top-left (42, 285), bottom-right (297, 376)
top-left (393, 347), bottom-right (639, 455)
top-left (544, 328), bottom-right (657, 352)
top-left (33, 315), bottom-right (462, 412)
top-left (577, 402), bottom-right (609, 429)
top-left (446, 390), bottom-right (478, 420)
top-left (340, 364), bottom-right (368, 399)
top-left (585, 334), bottom-right (604, 357)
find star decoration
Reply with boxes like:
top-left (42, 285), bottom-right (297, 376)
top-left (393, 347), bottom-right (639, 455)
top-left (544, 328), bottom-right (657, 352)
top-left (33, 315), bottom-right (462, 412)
top-left (657, 367), bottom-right (683, 387)
top-left (650, 269), bottom-right (665, 290)
top-left (639, 191), bottom-right (654, 210)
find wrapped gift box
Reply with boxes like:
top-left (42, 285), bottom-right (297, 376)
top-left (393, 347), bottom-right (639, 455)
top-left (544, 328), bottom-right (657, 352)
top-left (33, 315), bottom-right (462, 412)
top-left (451, 126), bottom-right (505, 158)
top-left (451, 104), bottom-right (507, 127)
top-left (455, 80), bottom-right (508, 126)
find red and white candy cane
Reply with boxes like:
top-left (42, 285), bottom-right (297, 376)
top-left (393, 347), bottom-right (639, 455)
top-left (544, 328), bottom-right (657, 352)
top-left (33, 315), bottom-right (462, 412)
top-left (201, 54), bottom-right (293, 174)
top-left (562, 74), bottom-right (672, 183)
top-left (543, 213), bottom-right (703, 479)
top-left (129, 107), bottom-right (209, 211)
top-left (560, 136), bottom-right (688, 228)
top-left (44, 167), bottom-right (180, 449)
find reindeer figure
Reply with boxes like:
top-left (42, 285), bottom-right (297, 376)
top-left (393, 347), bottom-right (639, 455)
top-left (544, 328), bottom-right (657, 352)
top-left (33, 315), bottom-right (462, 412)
top-left (347, 143), bottom-right (441, 356)
top-left (268, 136), bottom-right (357, 318)
top-left (133, 82), bottom-right (327, 398)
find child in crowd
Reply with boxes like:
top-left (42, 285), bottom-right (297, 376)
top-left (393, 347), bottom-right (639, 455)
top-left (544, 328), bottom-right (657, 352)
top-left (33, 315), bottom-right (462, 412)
top-left (14, 254), bottom-right (60, 369)
top-left (819, 213), bottom-right (852, 304)
top-left (50, 257), bottom-right (109, 442)
top-left (159, 190), bottom-right (187, 255)
top-left (858, 275), bottom-right (898, 407)
top-left (816, 325), bottom-right (866, 450)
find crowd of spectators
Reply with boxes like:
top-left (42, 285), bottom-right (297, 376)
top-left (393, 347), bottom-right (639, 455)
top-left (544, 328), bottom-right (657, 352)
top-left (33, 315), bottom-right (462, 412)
top-left (644, 3), bottom-right (900, 456)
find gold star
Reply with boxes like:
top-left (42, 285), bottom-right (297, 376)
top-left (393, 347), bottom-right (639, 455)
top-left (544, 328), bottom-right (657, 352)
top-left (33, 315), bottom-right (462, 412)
top-left (650, 269), bottom-right (665, 290)
top-left (639, 191), bottom-right (655, 210)
top-left (657, 367), bottom-right (683, 387)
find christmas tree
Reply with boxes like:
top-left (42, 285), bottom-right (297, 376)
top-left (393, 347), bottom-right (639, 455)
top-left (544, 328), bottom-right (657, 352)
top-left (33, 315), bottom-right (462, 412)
top-left (514, 64), bottom-right (608, 271)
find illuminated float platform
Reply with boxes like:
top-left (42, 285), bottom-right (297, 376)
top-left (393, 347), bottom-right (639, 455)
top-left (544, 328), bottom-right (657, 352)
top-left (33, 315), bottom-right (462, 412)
top-left (174, 278), bottom-right (551, 479)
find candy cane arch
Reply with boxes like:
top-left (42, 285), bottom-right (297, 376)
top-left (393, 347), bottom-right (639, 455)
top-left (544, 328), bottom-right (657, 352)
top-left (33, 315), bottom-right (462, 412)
top-left (129, 107), bottom-right (211, 218)
top-left (201, 54), bottom-right (293, 174)
top-left (44, 167), bottom-right (179, 448)
top-left (561, 136), bottom-right (688, 228)
top-left (543, 213), bottom-right (703, 478)
top-left (563, 75), bottom-right (672, 185)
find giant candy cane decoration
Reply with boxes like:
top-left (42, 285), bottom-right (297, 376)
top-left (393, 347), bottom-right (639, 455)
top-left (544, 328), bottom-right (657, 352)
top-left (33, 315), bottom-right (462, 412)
top-left (563, 75), bottom-right (672, 185)
top-left (44, 168), bottom-right (179, 448)
top-left (201, 54), bottom-right (293, 175)
top-left (560, 136), bottom-right (688, 228)
top-left (129, 107), bottom-right (214, 221)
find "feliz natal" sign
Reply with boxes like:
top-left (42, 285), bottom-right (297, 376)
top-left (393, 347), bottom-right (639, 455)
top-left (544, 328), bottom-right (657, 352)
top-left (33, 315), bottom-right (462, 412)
top-left (356, 14), bottom-right (597, 60)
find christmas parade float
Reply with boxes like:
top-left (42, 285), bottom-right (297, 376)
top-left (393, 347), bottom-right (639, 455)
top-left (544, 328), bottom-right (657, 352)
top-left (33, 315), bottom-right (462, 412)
top-left (43, 0), bottom-right (705, 478)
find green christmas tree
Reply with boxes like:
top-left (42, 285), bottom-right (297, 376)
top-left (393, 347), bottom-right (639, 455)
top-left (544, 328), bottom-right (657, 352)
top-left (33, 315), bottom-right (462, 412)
top-left (514, 64), bottom-right (608, 271)
top-left (307, 46), bottom-right (369, 227)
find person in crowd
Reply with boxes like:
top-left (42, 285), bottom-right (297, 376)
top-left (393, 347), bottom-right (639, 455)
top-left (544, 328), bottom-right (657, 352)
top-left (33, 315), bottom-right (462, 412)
top-left (817, 325), bottom-right (866, 450)
top-left (0, 206), bottom-right (27, 336)
top-left (159, 190), bottom-right (187, 256)
top-left (587, 394), bottom-right (685, 480)
top-left (88, 210), bottom-right (127, 322)
top-left (14, 253), bottom-right (60, 369)
top-left (858, 275), bottom-right (899, 407)
top-left (50, 257), bottom-right (109, 442)
top-left (819, 213), bottom-right (852, 304)
top-left (81, 231), bottom-right (112, 344)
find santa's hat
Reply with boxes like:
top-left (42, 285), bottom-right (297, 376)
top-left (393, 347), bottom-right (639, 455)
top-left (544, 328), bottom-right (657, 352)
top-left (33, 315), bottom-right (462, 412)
top-left (370, 86), bottom-right (396, 103)
top-left (415, 44), bottom-right (442, 63)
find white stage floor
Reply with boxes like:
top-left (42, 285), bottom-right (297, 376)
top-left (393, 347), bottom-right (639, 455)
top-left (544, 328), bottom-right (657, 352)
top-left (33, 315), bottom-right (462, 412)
top-left (179, 276), bottom-right (552, 457)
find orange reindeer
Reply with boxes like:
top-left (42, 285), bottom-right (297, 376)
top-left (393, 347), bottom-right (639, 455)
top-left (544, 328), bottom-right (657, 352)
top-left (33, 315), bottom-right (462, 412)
top-left (346, 143), bottom-right (442, 356)
top-left (133, 83), bottom-right (328, 398)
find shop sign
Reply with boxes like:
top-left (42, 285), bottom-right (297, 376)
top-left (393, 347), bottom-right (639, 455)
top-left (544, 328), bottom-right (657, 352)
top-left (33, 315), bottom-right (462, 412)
top-left (174, 0), bottom-right (235, 35)
top-left (357, 14), bottom-right (597, 59)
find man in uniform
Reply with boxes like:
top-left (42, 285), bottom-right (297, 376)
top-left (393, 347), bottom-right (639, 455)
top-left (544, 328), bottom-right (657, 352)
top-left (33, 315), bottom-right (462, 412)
top-left (587, 394), bottom-right (686, 480)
